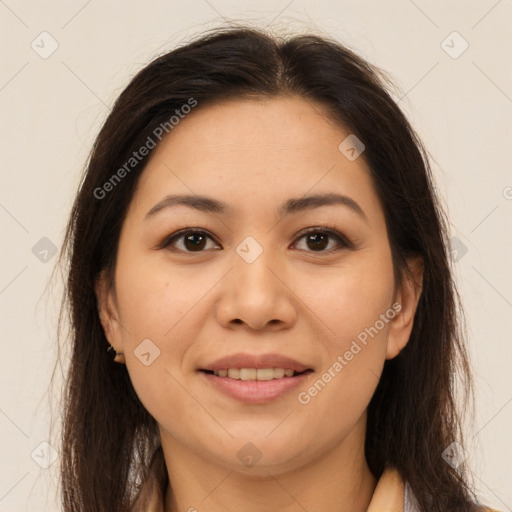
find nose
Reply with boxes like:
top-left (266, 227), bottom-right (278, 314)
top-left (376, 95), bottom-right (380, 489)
top-left (215, 243), bottom-right (298, 331)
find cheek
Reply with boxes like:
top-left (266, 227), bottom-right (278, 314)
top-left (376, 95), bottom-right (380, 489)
top-left (114, 248), bottom-right (207, 340)
top-left (114, 257), bottom-right (200, 427)
top-left (297, 273), bottom-right (393, 438)
top-left (113, 248), bottom-right (218, 411)
top-left (303, 246), bottom-right (395, 346)
top-left (297, 243), bottom-right (395, 403)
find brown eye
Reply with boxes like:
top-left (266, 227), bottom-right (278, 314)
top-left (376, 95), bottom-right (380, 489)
top-left (293, 228), bottom-right (350, 252)
top-left (305, 232), bottom-right (329, 251)
top-left (161, 229), bottom-right (219, 252)
top-left (183, 232), bottom-right (207, 251)
top-left (160, 226), bottom-right (351, 254)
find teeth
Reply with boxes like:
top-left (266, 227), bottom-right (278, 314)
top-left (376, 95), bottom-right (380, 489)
top-left (240, 368), bottom-right (257, 381)
top-left (213, 368), bottom-right (299, 380)
top-left (227, 368), bottom-right (239, 379)
top-left (273, 368), bottom-right (285, 378)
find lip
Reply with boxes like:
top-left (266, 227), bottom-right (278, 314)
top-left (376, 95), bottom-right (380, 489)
top-left (199, 370), bottom-right (314, 405)
top-left (200, 352), bottom-right (312, 373)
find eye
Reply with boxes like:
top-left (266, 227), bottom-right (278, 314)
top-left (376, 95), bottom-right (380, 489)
top-left (160, 229), bottom-right (220, 252)
top-left (292, 227), bottom-right (351, 252)
top-left (159, 226), bottom-right (352, 253)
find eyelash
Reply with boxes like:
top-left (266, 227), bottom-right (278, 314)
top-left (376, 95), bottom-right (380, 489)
top-left (159, 225), bottom-right (353, 254)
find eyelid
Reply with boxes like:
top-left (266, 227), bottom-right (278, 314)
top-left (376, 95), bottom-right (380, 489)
top-left (157, 227), bottom-right (220, 251)
top-left (292, 225), bottom-right (353, 251)
top-left (159, 225), bottom-right (353, 252)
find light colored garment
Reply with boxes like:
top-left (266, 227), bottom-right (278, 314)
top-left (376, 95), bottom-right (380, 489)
top-left (136, 465), bottom-right (498, 512)
top-left (367, 466), bottom-right (417, 512)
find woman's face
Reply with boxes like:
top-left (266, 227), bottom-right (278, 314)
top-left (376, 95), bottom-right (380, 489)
top-left (97, 96), bottom-right (421, 475)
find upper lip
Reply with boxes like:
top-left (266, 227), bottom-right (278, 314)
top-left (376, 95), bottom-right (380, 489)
top-left (200, 353), bottom-right (312, 373)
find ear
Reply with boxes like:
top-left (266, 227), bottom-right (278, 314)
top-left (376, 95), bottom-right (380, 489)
top-left (386, 256), bottom-right (424, 360)
top-left (94, 270), bottom-right (123, 350)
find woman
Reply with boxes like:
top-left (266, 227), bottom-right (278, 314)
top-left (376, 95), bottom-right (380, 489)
top-left (56, 25), bottom-right (499, 511)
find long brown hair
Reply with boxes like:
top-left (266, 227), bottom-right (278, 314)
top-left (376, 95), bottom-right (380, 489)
top-left (54, 24), bottom-right (481, 511)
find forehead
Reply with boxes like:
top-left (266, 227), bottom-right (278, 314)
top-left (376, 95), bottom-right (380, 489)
top-left (154, 95), bottom-right (348, 155)
top-left (128, 96), bottom-right (382, 224)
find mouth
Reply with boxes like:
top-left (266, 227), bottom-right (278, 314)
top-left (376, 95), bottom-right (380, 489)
top-left (198, 352), bottom-right (314, 404)
top-left (198, 368), bottom-right (314, 405)
top-left (199, 368), bottom-right (313, 380)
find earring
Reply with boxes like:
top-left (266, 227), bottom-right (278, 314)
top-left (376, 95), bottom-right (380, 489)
top-left (107, 344), bottom-right (125, 364)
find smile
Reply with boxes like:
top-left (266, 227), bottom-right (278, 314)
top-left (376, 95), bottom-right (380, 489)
top-left (209, 368), bottom-right (305, 380)
top-left (199, 368), bottom-right (314, 404)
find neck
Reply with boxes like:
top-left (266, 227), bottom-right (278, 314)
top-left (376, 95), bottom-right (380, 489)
top-left (162, 414), bottom-right (377, 512)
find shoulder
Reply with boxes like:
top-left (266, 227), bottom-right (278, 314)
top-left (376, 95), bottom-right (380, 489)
top-left (476, 506), bottom-right (502, 512)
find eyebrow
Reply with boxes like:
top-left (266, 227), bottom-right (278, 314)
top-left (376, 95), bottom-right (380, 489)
top-left (144, 192), bottom-right (367, 221)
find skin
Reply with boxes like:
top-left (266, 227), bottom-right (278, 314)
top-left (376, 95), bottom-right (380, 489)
top-left (96, 95), bottom-right (423, 512)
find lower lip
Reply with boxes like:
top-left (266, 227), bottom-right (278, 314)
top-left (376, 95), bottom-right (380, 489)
top-left (200, 371), bottom-right (313, 405)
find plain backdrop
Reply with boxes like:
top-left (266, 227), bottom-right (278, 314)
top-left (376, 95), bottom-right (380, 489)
top-left (0, 1), bottom-right (511, 511)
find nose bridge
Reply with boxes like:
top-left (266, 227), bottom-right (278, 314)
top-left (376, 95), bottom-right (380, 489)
top-left (215, 233), bottom-right (296, 330)
top-left (232, 234), bottom-right (281, 299)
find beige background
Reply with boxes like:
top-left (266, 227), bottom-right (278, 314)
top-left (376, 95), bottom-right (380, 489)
top-left (0, 1), bottom-right (511, 510)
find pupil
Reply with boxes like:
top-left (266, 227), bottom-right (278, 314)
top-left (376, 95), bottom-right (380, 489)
top-left (185, 233), bottom-right (206, 251)
top-left (307, 233), bottom-right (328, 251)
